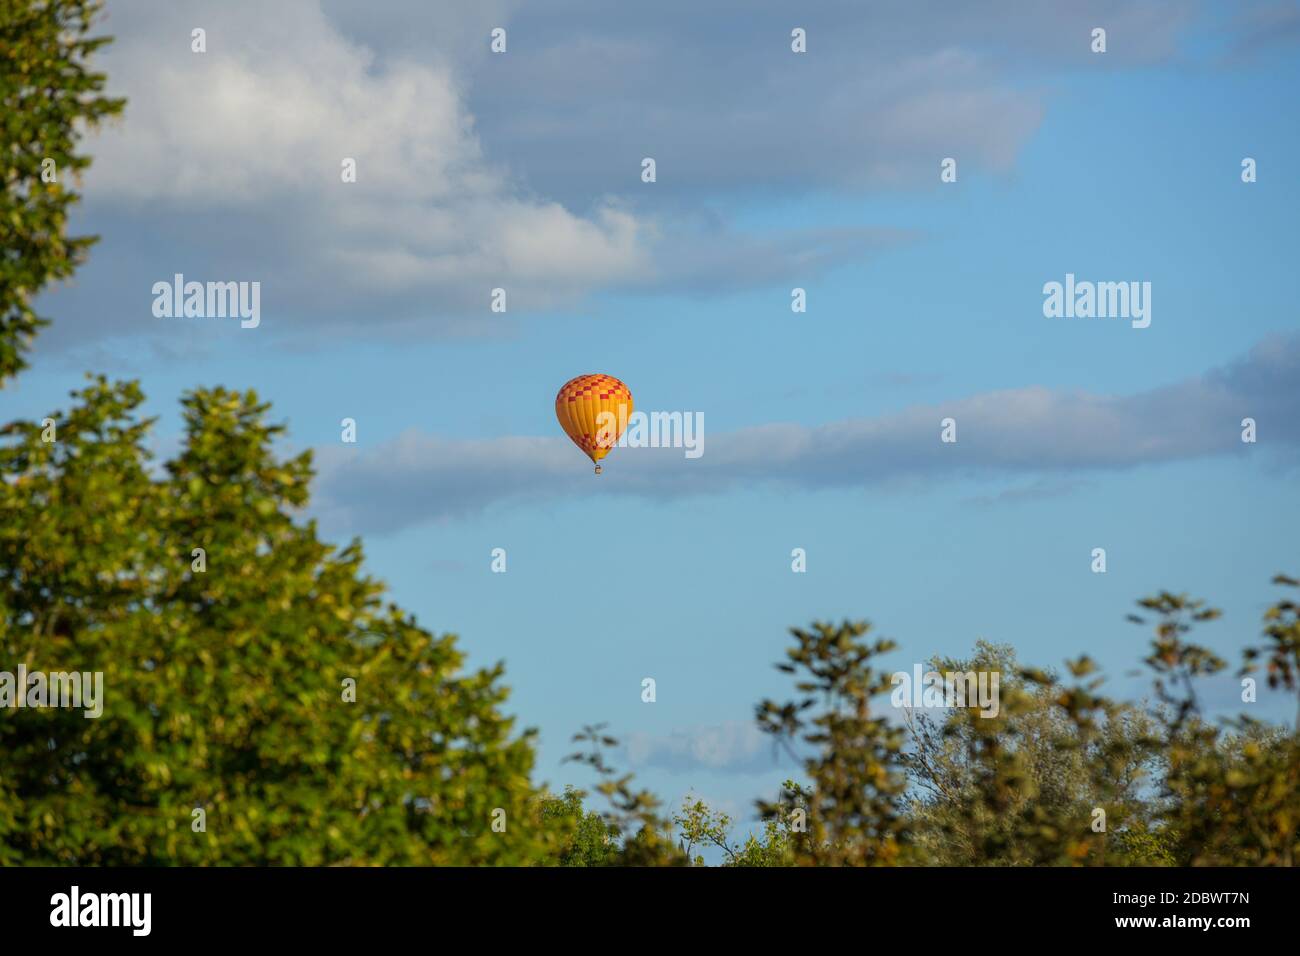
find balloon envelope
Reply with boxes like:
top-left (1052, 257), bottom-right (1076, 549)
top-left (555, 373), bottom-right (634, 469)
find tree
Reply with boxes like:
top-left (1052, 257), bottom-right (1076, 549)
top-left (538, 786), bottom-right (619, 867)
top-left (673, 792), bottom-right (795, 866)
top-left (902, 642), bottom-right (1163, 866)
top-left (749, 592), bottom-right (1300, 868)
top-left (0, 379), bottom-right (566, 864)
top-left (0, 0), bottom-right (123, 384)
top-left (1134, 589), bottom-right (1300, 866)
top-left (673, 795), bottom-right (733, 866)
top-left (1244, 574), bottom-right (1300, 731)
top-left (755, 621), bottom-right (910, 865)
top-left (563, 724), bottom-right (684, 866)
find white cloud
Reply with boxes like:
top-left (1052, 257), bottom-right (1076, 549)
top-left (625, 722), bottom-right (790, 776)
top-left (85, 0), bottom-right (651, 315)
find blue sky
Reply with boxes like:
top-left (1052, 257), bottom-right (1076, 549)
top-left (8, 0), bottom-right (1300, 833)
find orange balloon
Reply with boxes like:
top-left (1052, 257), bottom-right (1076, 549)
top-left (555, 373), bottom-right (634, 475)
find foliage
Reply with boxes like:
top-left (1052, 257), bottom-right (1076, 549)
top-left (0, 379), bottom-right (560, 864)
top-left (673, 790), bottom-right (796, 866)
top-left (563, 724), bottom-right (685, 866)
top-left (537, 786), bottom-right (619, 867)
top-left (903, 642), bottom-right (1163, 866)
top-left (0, 0), bottom-right (123, 383)
top-left (1134, 587), bottom-right (1300, 867)
top-left (673, 794), bottom-right (733, 866)
top-left (755, 621), bottom-right (911, 865)
top-left (672, 587), bottom-right (1300, 869)
top-left (1244, 574), bottom-right (1300, 730)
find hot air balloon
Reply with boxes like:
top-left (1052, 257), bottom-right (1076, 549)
top-left (555, 373), bottom-right (634, 475)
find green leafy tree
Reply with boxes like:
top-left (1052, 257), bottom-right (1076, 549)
top-left (903, 642), bottom-right (1163, 866)
top-left (1134, 588), bottom-right (1300, 866)
top-left (538, 786), bottom-right (619, 867)
top-left (755, 621), bottom-right (911, 865)
top-left (673, 794), bottom-right (734, 866)
top-left (673, 792), bottom-right (796, 866)
top-left (1, 0), bottom-right (123, 383)
top-left (726, 816), bottom-right (796, 867)
top-left (1244, 574), bottom-right (1300, 731)
top-left (0, 380), bottom-right (564, 864)
top-left (746, 594), bottom-right (1299, 868)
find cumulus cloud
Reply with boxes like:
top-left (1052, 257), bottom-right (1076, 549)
top-left (45, 0), bottom-right (931, 352)
top-left (314, 334), bottom-right (1300, 535)
top-left (66, 0), bottom-right (651, 338)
